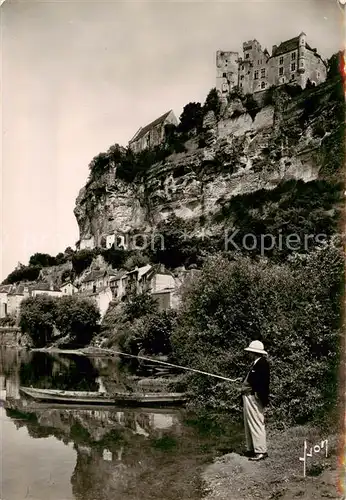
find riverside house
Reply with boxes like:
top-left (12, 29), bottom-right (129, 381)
top-left (60, 281), bottom-right (78, 296)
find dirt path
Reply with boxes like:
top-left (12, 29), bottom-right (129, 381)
top-left (202, 426), bottom-right (344, 499)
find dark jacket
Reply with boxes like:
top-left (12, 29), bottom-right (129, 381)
top-left (243, 356), bottom-right (270, 407)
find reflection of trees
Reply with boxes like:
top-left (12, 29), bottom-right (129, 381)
top-left (19, 353), bottom-right (99, 391)
top-left (5, 402), bottom-right (244, 500)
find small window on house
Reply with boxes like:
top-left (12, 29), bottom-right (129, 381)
top-left (240, 75), bottom-right (244, 80)
top-left (93, 285), bottom-right (96, 293)
top-left (245, 53), bottom-right (249, 59)
top-left (261, 81), bottom-right (266, 89)
top-left (242, 65), bottom-right (244, 70)
top-left (300, 60), bottom-right (304, 67)
top-left (291, 52), bottom-right (296, 60)
top-left (240, 83), bottom-right (243, 87)
top-left (223, 73), bottom-right (227, 77)
top-left (261, 68), bottom-right (265, 78)
top-left (254, 70), bottom-right (259, 80)
top-left (291, 62), bottom-right (296, 72)
top-left (279, 67), bottom-right (284, 76)
top-left (279, 57), bottom-right (284, 65)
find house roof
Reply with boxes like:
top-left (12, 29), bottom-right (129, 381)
top-left (82, 269), bottom-right (118, 283)
top-left (129, 111), bottom-right (173, 143)
top-left (109, 270), bottom-right (127, 282)
top-left (0, 285), bottom-right (12, 293)
top-left (273, 34), bottom-right (312, 57)
top-left (60, 281), bottom-right (77, 289)
top-left (151, 287), bottom-right (176, 295)
top-left (126, 264), bottom-right (152, 280)
top-left (32, 282), bottom-right (61, 292)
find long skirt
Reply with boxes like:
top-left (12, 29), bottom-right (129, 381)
top-left (242, 394), bottom-right (267, 454)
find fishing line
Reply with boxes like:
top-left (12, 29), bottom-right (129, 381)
top-left (95, 348), bottom-right (242, 383)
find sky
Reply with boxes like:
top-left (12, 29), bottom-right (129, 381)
top-left (1, 0), bottom-right (344, 281)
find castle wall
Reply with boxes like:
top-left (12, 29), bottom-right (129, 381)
top-left (216, 51), bottom-right (239, 95)
top-left (217, 34), bottom-right (326, 96)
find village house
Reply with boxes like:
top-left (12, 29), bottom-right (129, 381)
top-left (216, 32), bottom-right (327, 96)
top-left (128, 110), bottom-right (178, 154)
top-left (6, 285), bottom-right (30, 319)
top-left (79, 269), bottom-right (118, 293)
top-left (0, 285), bottom-right (12, 318)
top-left (110, 264), bottom-right (178, 310)
top-left (78, 286), bottom-right (113, 319)
top-left (31, 282), bottom-right (62, 298)
top-left (60, 281), bottom-right (78, 296)
top-left (109, 270), bottom-right (128, 300)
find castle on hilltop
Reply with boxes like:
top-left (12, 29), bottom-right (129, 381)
top-left (216, 32), bottom-right (327, 96)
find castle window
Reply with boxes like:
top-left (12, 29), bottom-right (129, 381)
top-left (279, 67), bottom-right (284, 76)
top-left (223, 73), bottom-right (227, 77)
top-left (240, 75), bottom-right (244, 80)
top-left (240, 83), bottom-right (243, 87)
top-left (279, 56), bottom-right (284, 65)
top-left (291, 52), bottom-right (296, 60)
top-left (261, 68), bottom-right (265, 78)
top-left (254, 70), bottom-right (259, 80)
top-left (246, 53), bottom-right (249, 59)
top-left (242, 65), bottom-right (244, 70)
top-left (300, 60), bottom-right (304, 67)
top-left (291, 62), bottom-right (296, 72)
top-left (261, 81), bottom-right (266, 89)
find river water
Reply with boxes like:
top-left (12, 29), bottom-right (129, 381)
top-left (0, 348), bottom-right (243, 500)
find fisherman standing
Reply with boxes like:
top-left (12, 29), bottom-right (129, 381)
top-left (241, 340), bottom-right (270, 461)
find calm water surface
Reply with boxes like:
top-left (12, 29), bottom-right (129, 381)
top-left (0, 348), bottom-right (243, 500)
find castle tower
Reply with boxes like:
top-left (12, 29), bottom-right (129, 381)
top-left (297, 32), bottom-right (307, 88)
top-left (216, 51), bottom-right (239, 96)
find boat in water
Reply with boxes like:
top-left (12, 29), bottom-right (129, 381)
top-left (19, 386), bottom-right (187, 406)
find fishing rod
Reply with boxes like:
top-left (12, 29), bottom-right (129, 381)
top-left (94, 347), bottom-right (242, 383)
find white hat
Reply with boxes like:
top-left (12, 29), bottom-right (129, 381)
top-left (244, 340), bottom-right (267, 355)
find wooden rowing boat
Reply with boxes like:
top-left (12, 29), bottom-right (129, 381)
top-left (19, 387), bottom-right (186, 406)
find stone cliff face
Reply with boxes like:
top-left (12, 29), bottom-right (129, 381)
top-left (74, 81), bottom-right (340, 247)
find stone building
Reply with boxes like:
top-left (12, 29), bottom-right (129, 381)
top-left (128, 110), bottom-right (178, 153)
top-left (216, 32), bottom-right (327, 96)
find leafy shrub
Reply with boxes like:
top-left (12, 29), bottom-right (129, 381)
top-left (119, 310), bottom-right (178, 356)
top-left (19, 295), bottom-right (57, 347)
top-left (172, 243), bottom-right (343, 424)
top-left (19, 294), bottom-right (100, 348)
top-left (55, 295), bottom-right (100, 347)
top-left (243, 94), bottom-right (260, 120)
top-left (0, 315), bottom-right (16, 327)
top-left (2, 265), bottom-right (41, 285)
top-left (123, 291), bottom-right (158, 322)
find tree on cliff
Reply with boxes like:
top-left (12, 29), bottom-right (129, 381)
top-left (29, 253), bottom-right (58, 268)
top-left (203, 88), bottom-right (222, 118)
top-left (178, 102), bottom-right (204, 135)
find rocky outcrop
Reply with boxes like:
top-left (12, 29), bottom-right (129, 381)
top-left (74, 80), bottom-right (340, 247)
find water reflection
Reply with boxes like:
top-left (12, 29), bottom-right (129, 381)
top-left (0, 348), bottom-right (243, 500)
